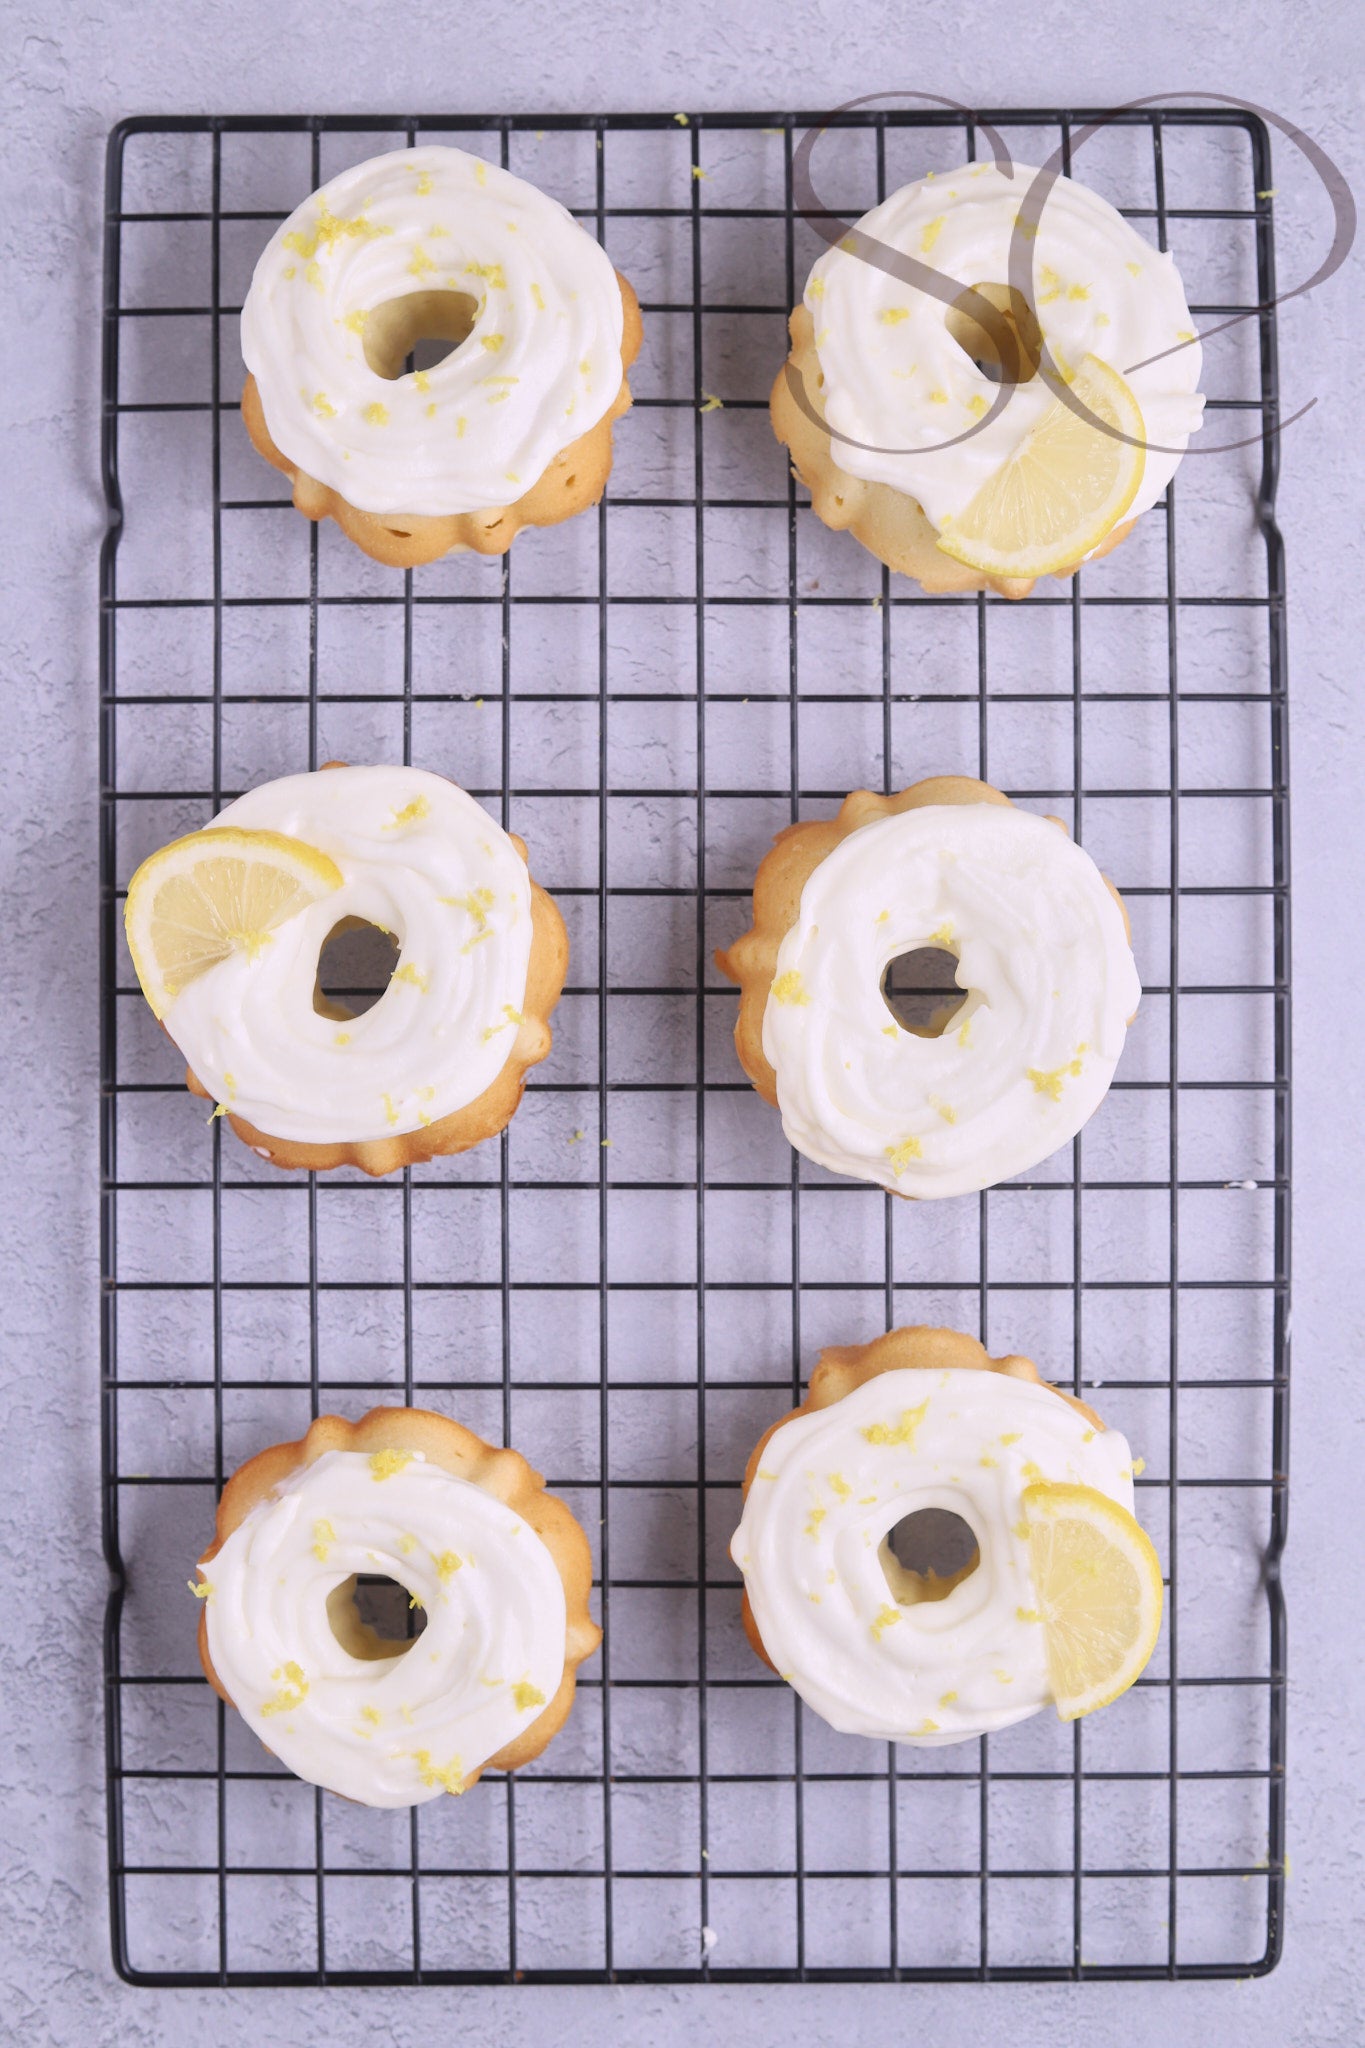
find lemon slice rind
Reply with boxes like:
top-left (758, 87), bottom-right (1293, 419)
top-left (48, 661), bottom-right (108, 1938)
top-left (1023, 1479), bottom-right (1163, 1722)
top-left (125, 827), bottom-right (343, 1020)
top-left (935, 355), bottom-right (1147, 581)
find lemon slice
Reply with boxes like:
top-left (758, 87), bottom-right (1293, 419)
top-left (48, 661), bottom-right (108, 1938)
top-left (935, 355), bottom-right (1146, 579)
top-left (1023, 1480), bottom-right (1163, 1721)
top-left (125, 827), bottom-right (343, 1018)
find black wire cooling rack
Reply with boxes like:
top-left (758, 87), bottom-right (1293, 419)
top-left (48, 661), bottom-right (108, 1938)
top-left (100, 106), bottom-right (1290, 1986)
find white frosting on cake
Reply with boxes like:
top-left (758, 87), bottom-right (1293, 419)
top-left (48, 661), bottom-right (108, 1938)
top-left (805, 161), bottom-right (1204, 528)
top-left (761, 803), bottom-right (1141, 1197)
top-left (163, 766), bottom-right (533, 1145)
top-left (731, 1367), bottom-right (1137, 1745)
top-left (202, 1448), bottom-right (567, 1806)
top-left (241, 144), bottom-right (625, 516)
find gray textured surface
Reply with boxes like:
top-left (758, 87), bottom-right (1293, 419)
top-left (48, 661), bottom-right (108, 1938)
top-left (2, 4), bottom-right (1363, 2043)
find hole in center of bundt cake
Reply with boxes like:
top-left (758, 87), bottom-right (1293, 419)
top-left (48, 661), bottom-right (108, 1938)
top-left (945, 282), bottom-right (1043, 386)
top-left (362, 289), bottom-right (481, 380)
top-left (880, 1509), bottom-right (981, 1606)
top-left (314, 918), bottom-right (400, 1020)
top-left (880, 946), bottom-right (967, 1038)
top-left (326, 1574), bottom-right (428, 1659)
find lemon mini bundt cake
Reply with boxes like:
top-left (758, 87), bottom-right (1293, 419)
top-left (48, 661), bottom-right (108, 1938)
top-left (773, 159), bottom-right (1204, 596)
top-left (241, 144), bottom-right (642, 567)
top-left (192, 1407), bottom-right (599, 1805)
top-left (124, 764), bottom-right (567, 1176)
top-left (717, 776), bottom-right (1140, 1197)
top-left (731, 1326), bottom-right (1162, 1742)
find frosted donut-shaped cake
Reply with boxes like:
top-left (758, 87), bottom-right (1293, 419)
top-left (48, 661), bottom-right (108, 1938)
top-left (124, 764), bottom-right (567, 1176)
top-left (193, 1409), bottom-right (600, 1805)
top-left (731, 1328), bottom-right (1156, 1744)
top-left (717, 777), bottom-right (1140, 1197)
top-left (773, 160), bottom-right (1204, 597)
top-left (241, 144), bottom-right (642, 566)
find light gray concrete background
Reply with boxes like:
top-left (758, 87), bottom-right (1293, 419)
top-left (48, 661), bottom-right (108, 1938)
top-left (2, 2), bottom-right (1363, 2043)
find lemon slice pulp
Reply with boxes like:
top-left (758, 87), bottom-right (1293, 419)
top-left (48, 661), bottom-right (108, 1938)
top-left (1023, 1480), bottom-right (1163, 1721)
top-left (125, 827), bottom-right (343, 1019)
top-left (935, 354), bottom-right (1146, 580)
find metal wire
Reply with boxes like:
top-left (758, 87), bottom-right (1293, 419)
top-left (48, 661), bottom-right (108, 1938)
top-left (100, 106), bottom-right (1290, 1986)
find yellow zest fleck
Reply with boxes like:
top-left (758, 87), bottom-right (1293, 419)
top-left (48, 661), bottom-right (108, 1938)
top-left (1126, 260), bottom-right (1142, 277)
top-left (929, 921), bottom-right (954, 946)
top-left (1081, 1428), bottom-right (1096, 1443)
top-left (756, 1468), bottom-right (778, 1482)
top-left (1096, 312), bottom-right (1111, 327)
top-left (995, 1670), bottom-right (1014, 1686)
top-left (475, 160), bottom-right (487, 186)
top-left (462, 929), bottom-right (492, 954)
top-left (260, 1661), bottom-right (308, 1717)
top-left (386, 794), bottom-right (430, 829)
top-left (382, 1092), bottom-right (400, 1127)
top-left (1012, 1518), bottom-right (1031, 1541)
top-left (442, 885), bottom-right (495, 931)
top-left (282, 265), bottom-right (296, 280)
top-left (860, 1400), bottom-right (929, 1449)
top-left (997, 1432), bottom-right (1021, 1447)
top-left (282, 202), bottom-right (392, 264)
top-left (188, 1578), bottom-right (212, 1600)
top-left (930, 1096), bottom-right (956, 1125)
top-left (426, 401), bottom-right (437, 417)
top-left (398, 1533), bottom-right (418, 1554)
top-left (939, 1690), bottom-right (958, 1707)
top-left (359, 1704), bottom-right (382, 1726)
top-left (966, 393), bottom-right (988, 417)
top-left (884, 1136), bottom-right (923, 1176)
top-left (876, 908), bottom-right (890, 923)
top-left (364, 401), bottom-right (390, 427)
top-left (505, 470), bottom-right (520, 485)
top-left (310, 390), bottom-right (336, 419)
top-left (771, 969), bottom-right (809, 1006)
top-left (871, 1605), bottom-right (902, 1641)
top-left (928, 388), bottom-right (949, 405)
top-left (481, 333), bottom-right (505, 353)
top-left (1017, 1606), bottom-right (1042, 1624)
top-left (916, 1718), bottom-right (940, 1734)
top-left (879, 306), bottom-right (910, 325)
top-left (399, 1702), bottom-right (415, 1724)
top-left (1022, 1461), bottom-right (1044, 1483)
top-left (828, 1473), bottom-right (851, 1499)
top-left (513, 1680), bottom-right (545, 1712)
top-left (674, 112), bottom-right (689, 125)
top-left (920, 217), bottom-right (945, 255)
top-left (807, 277), bottom-right (826, 302)
top-left (391, 962), bottom-right (429, 992)
top-left (883, 1024), bottom-right (898, 1039)
top-left (402, 243), bottom-right (437, 279)
top-left (805, 1505), bottom-right (827, 1539)
top-left (412, 1748), bottom-right (465, 1795)
top-left (1068, 283), bottom-right (1091, 301)
top-left (465, 260), bottom-right (506, 288)
top-left (312, 1517), bottom-right (336, 1562)
top-left (957, 1016), bottom-right (973, 1048)
top-left (1028, 1052), bottom-right (1085, 1102)
top-left (433, 1550), bottom-right (463, 1582)
top-left (413, 370), bottom-right (431, 394)
top-left (979, 1454), bottom-right (998, 1469)
top-left (369, 1448), bottom-right (414, 1482)
top-left (343, 309), bottom-right (368, 334)
top-left (531, 282), bottom-right (545, 310)
top-left (699, 392), bottom-right (723, 412)
top-left (692, 166), bottom-right (707, 181)
top-left (481, 1003), bottom-right (524, 1043)
top-left (409, 1591), bottom-right (424, 1611)
top-left (304, 260), bottom-right (324, 292)
top-left (1130, 1456), bottom-right (1147, 1477)
top-left (457, 415), bottom-right (468, 438)
top-left (415, 169), bottom-right (433, 195)
top-left (1177, 328), bottom-right (1197, 343)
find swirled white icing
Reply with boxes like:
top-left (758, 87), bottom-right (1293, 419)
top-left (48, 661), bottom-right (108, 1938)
top-left (202, 1448), bottom-right (567, 1805)
top-left (241, 144), bottom-right (625, 516)
top-left (805, 161), bottom-right (1204, 528)
top-left (761, 803), bottom-right (1140, 1197)
top-left (163, 766), bottom-right (534, 1145)
top-left (731, 1367), bottom-right (1137, 1744)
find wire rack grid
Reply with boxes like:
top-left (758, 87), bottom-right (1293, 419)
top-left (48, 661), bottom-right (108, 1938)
top-left (100, 106), bottom-right (1290, 1986)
